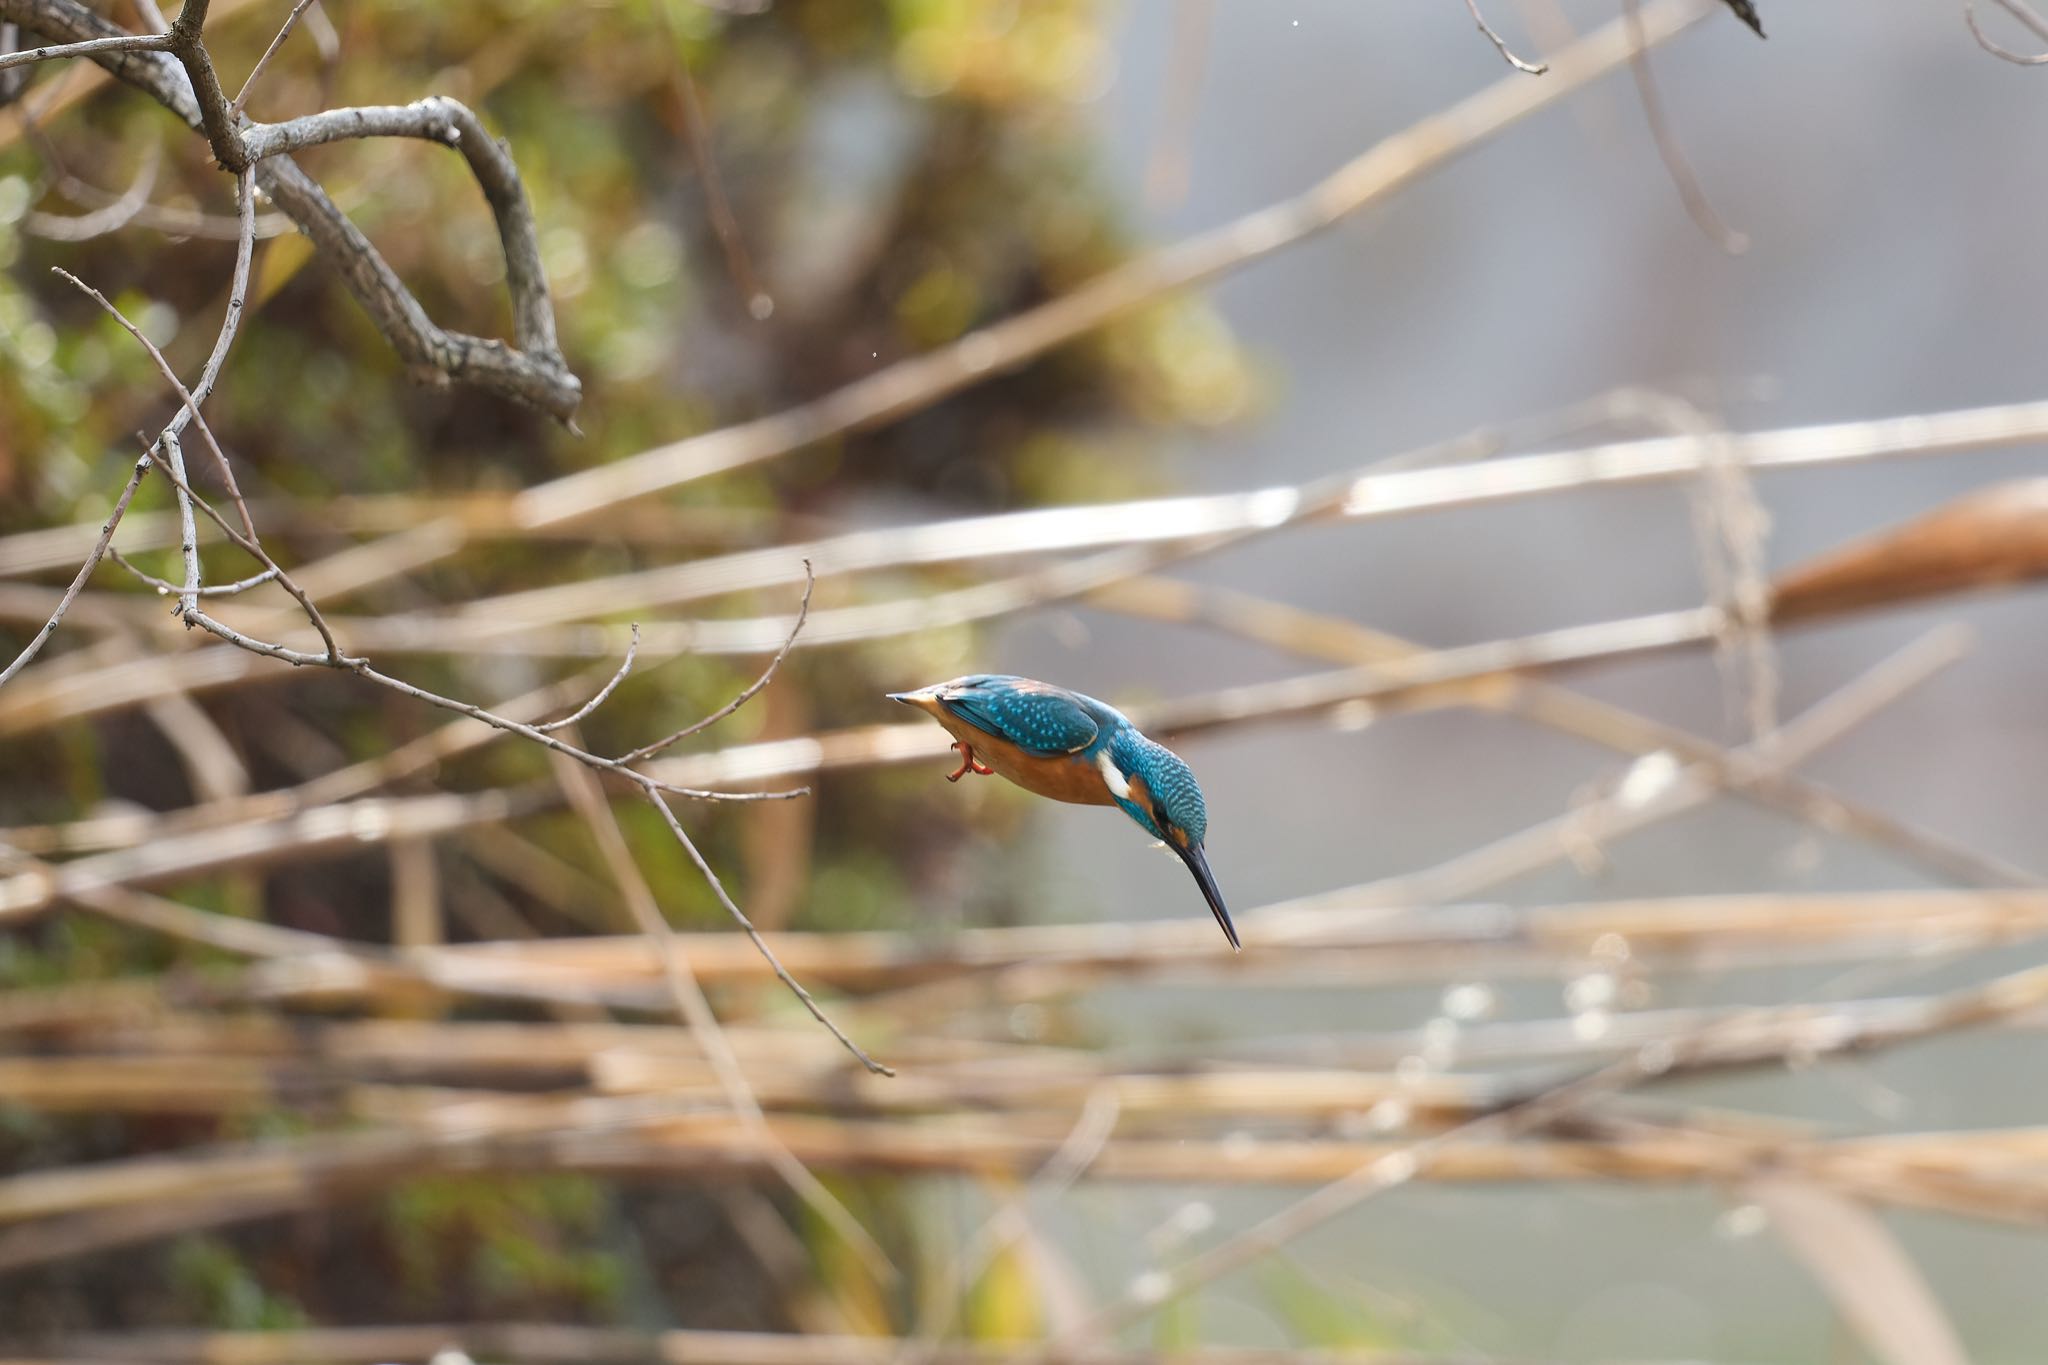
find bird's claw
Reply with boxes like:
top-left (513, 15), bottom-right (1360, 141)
top-left (945, 741), bottom-right (994, 782)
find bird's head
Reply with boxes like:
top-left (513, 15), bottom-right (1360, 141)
top-left (1106, 735), bottom-right (1207, 849)
top-left (1105, 733), bottom-right (1238, 951)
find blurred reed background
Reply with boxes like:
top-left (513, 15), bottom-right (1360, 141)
top-left (1, 0), bottom-right (2046, 1361)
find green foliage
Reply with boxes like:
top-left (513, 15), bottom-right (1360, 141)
top-left (0, 0), bottom-right (1251, 1336)
top-left (1258, 1263), bottom-right (1400, 1350)
top-left (167, 1236), bottom-right (309, 1331)
top-left (383, 1174), bottom-right (625, 1316)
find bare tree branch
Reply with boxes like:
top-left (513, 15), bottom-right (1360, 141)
top-left (513, 0), bottom-right (1718, 525)
top-left (0, 0), bottom-right (582, 418)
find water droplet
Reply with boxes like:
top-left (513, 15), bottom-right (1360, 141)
top-left (1572, 1008), bottom-right (1612, 1042)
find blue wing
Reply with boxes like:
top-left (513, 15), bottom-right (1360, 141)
top-left (933, 676), bottom-right (1101, 756)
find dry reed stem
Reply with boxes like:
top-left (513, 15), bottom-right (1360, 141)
top-left (1, 1110), bottom-right (2044, 1236)
top-left (1257, 626), bottom-right (1972, 928)
top-left (7, 397), bottom-right (2045, 739)
top-left (1094, 576), bottom-right (2029, 890)
top-left (0, 1323), bottom-right (1696, 1365)
top-left (513, 0), bottom-right (1714, 525)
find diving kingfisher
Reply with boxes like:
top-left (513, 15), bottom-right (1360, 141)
top-left (887, 674), bottom-right (1240, 951)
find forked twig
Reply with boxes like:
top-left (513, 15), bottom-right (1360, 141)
top-left (550, 750), bottom-right (897, 1272)
top-left (18, 266), bottom-right (869, 1064)
top-left (616, 560), bottom-right (815, 765)
top-left (109, 549), bottom-right (278, 599)
top-left (535, 623), bottom-right (639, 733)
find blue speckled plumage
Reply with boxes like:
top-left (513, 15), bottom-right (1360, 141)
top-left (887, 674), bottom-right (1238, 951)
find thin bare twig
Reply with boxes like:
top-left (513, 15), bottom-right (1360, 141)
top-left (549, 749), bottom-right (897, 1276)
top-left (653, 14), bottom-right (771, 318)
top-left (229, 0), bottom-right (319, 115)
top-left (1622, 0), bottom-right (1747, 254)
top-left (1966, 0), bottom-right (2048, 62)
top-left (108, 548), bottom-right (278, 598)
top-left (1466, 0), bottom-right (1549, 73)
top-left (1144, 0), bottom-right (1213, 210)
top-left (126, 433), bottom-right (351, 664)
top-left (616, 561), bottom-right (815, 764)
top-left (42, 453), bottom-right (806, 809)
top-left (534, 623), bottom-right (638, 733)
top-left (0, 0), bottom-right (582, 418)
top-left (643, 787), bottom-right (894, 1076)
top-left (0, 29), bottom-right (168, 75)
top-left (2, 305), bottom-right (862, 1066)
top-left (514, 0), bottom-right (1717, 525)
top-left (24, 136), bottom-right (159, 240)
top-left (897, 1085), bottom-right (1121, 1365)
top-left (1022, 636), bottom-right (2000, 1361)
top-left (0, 457), bottom-right (149, 689)
top-left (1264, 625), bottom-right (1975, 933)
top-left (54, 260), bottom-right (255, 541)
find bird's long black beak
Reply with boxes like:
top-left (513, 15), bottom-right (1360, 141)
top-left (1173, 842), bottom-right (1240, 953)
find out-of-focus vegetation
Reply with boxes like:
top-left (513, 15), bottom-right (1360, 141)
top-left (0, 0), bottom-right (1251, 1337)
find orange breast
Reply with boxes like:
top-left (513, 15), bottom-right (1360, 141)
top-left (930, 714), bottom-right (1115, 807)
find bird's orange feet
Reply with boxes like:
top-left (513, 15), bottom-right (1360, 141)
top-left (945, 741), bottom-right (994, 782)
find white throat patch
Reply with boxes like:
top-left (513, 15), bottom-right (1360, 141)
top-left (1095, 750), bottom-right (1132, 799)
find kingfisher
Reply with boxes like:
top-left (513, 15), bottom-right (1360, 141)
top-left (887, 674), bottom-right (1239, 951)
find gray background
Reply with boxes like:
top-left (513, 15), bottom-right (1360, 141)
top-left (974, 2), bottom-right (2048, 1357)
